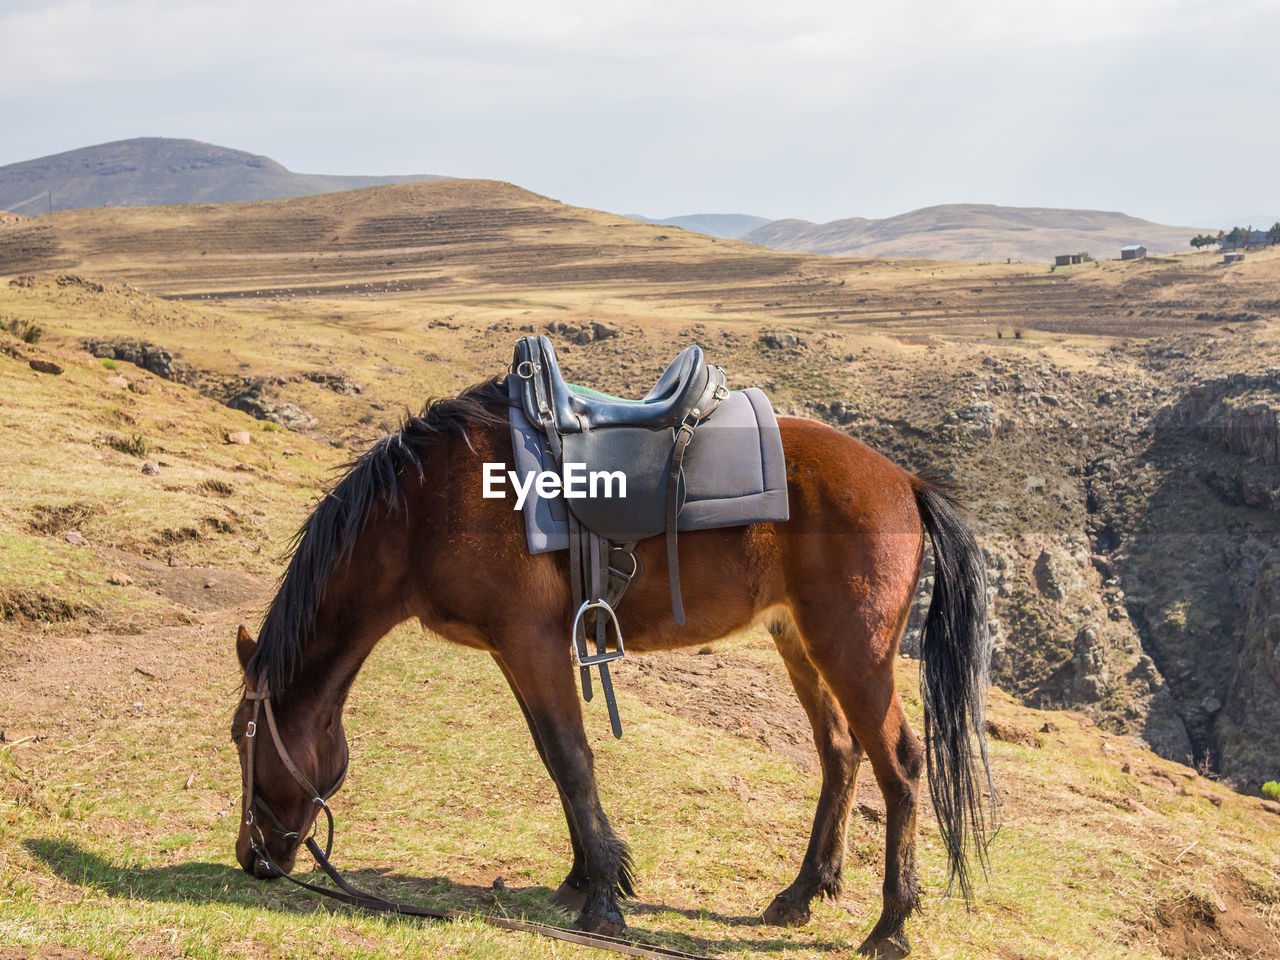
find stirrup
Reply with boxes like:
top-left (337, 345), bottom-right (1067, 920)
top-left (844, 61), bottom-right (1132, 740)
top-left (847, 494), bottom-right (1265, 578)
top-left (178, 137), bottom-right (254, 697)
top-left (570, 599), bottom-right (625, 667)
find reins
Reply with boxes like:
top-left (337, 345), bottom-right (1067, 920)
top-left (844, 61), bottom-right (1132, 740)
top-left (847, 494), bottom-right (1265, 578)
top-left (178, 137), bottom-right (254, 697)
top-left (240, 685), bottom-right (716, 960)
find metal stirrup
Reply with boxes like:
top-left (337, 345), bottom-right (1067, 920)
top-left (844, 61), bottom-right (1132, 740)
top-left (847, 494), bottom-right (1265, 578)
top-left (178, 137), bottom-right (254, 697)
top-left (571, 599), bottom-right (625, 667)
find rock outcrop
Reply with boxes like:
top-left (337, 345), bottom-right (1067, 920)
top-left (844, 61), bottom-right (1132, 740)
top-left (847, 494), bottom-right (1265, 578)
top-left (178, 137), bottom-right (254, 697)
top-left (84, 339), bottom-right (189, 383)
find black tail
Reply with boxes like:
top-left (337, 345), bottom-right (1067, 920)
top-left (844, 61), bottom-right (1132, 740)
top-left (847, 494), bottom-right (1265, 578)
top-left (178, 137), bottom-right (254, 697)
top-left (913, 478), bottom-right (997, 900)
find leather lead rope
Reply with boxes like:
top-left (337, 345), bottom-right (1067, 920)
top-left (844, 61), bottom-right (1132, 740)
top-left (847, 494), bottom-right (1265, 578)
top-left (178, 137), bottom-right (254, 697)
top-left (242, 686), bottom-right (715, 960)
top-left (282, 838), bottom-right (716, 960)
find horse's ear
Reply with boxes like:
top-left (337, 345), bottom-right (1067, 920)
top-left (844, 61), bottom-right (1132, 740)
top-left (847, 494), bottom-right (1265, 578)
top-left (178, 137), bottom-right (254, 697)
top-left (236, 625), bottom-right (257, 672)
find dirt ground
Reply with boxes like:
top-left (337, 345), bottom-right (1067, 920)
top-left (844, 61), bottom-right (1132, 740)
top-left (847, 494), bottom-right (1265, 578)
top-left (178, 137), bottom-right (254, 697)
top-left (0, 552), bottom-right (267, 743)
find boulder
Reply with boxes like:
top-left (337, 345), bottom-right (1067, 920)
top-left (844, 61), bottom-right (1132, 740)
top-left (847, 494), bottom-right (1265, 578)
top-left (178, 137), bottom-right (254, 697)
top-left (228, 377), bottom-right (318, 431)
top-left (954, 401), bottom-right (998, 438)
top-left (759, 331), bottom-right (804, 351)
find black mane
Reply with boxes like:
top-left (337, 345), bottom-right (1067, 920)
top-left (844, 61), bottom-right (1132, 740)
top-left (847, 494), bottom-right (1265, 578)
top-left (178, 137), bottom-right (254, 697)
top-left (246, 376), bottom-right (509, 694)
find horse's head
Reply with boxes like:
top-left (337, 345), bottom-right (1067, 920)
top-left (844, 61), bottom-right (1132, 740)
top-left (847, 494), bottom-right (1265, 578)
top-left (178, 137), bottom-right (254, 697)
top-left (231, 625), bottom-right (349, 879)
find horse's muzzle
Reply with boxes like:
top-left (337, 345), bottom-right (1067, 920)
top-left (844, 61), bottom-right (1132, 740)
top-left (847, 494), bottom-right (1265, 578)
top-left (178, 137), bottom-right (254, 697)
top-left (237, 834), bottom-right (295, 879)
top-left (251, 857), bottom-right (283, 880)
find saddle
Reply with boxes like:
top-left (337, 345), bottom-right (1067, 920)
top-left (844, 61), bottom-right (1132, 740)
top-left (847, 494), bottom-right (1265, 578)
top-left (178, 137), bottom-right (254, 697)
top-left (511, 336), bottom-right (729, 735)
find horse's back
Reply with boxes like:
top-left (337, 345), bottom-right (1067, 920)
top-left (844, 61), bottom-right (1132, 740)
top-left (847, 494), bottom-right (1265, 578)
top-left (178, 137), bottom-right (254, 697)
top-left (776, 415), bottom-right (924, 539)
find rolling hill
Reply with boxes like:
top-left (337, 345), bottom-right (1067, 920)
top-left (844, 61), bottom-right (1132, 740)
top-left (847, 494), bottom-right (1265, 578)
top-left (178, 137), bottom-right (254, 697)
top-left (0, 178), bottom-right (1269, 341)
top-left (742, 203), bottom-right (1204, 262)
top-left (625, 212), bottom-right (772, 238)
top-left (0, 137), bottom-right (447, 215)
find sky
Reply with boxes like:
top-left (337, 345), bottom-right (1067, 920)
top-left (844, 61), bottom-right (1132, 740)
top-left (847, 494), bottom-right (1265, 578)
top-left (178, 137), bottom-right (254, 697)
top-left (2, 0), bottom-right (1277, 226)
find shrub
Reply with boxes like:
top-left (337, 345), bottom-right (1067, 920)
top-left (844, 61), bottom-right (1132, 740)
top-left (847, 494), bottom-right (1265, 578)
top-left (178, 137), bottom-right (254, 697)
top-left (1264, 781), bottom-right (1280, 802)
top-left (107, 434), bottom-right (150, 458)
top-left (100, 357), bottom-right (118, 371)
top-left (0, 316), bottom-right (43, 343)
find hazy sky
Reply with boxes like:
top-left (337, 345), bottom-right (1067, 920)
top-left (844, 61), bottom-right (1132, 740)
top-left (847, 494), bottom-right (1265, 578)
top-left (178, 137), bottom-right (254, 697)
top-left (3, 0), bottom-right (1276, 225)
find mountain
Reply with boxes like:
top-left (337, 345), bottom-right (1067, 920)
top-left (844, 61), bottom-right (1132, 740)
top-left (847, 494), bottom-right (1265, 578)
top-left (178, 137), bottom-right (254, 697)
top-left (0, 179), bottom-right (805, 300)
top-left (1210, 214), bottom-right (1280, 231)
top-left (625, 212), bottom-right (771, 239)
top-left (0, 138), bottom-right (447, 214)
top-left (742, 203), bottom-right (1204, 262)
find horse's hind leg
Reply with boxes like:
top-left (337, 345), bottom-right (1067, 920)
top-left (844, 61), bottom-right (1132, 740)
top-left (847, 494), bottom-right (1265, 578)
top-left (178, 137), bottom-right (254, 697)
top-left (492, 655), bottom-right (590, 910)
top-left (762, 611), bottom-right (863, 927)
top-left (494, 632), bottom-right (633, 937)
top-left (791, 574), bottom-right (924, 957)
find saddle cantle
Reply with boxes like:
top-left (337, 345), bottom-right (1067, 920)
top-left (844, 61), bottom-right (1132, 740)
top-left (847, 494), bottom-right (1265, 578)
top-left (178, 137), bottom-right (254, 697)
top-left (513, 336), bottom-right (728, 544)
top-left (514, 336), bottom-right (723, 434)
top-left (506, 335), bottom-right (787, 737)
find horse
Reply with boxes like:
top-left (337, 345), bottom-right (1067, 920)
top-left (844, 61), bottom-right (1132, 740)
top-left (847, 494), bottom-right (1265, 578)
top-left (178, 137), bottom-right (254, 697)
top-left (230, 375), bottom-right (994, 959)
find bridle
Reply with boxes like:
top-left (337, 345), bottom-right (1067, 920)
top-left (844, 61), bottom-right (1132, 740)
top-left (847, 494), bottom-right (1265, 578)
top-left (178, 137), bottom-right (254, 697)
top-left (239, 684), bottom-right (348, 872)
top-left (237, 684), bottom-right (714, 960)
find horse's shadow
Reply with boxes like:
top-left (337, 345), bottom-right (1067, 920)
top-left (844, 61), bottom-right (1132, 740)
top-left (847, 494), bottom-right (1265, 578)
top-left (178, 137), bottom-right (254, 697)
top-left (25, 838), bottom-right (844, 954)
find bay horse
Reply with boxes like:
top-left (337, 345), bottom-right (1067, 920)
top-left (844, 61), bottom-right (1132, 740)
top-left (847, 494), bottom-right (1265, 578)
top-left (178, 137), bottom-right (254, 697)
top-left (230, 375), bottom-right (993, 958)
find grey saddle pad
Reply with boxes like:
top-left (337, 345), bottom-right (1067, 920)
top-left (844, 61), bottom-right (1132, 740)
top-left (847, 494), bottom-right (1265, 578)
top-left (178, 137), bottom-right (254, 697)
top-left (507, 377), bottom-right (789, 554)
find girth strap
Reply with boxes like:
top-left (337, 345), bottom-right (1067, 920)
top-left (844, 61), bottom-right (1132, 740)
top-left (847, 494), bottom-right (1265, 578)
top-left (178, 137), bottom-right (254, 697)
top-left (569, 513), bottom-right (630, 739)
top-left (591, 529), bottom-right (622, 739)
top-left (664, 374), bottom-right (727, 626)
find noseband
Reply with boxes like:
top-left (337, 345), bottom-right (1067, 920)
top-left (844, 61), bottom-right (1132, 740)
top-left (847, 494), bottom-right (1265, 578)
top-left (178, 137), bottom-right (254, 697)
top-left (240, 685), bottom-right (348, 870)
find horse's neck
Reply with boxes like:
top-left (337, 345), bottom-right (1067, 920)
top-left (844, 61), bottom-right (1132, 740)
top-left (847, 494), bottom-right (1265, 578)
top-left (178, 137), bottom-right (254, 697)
top-left (283, 622), bottom-right (381, 725)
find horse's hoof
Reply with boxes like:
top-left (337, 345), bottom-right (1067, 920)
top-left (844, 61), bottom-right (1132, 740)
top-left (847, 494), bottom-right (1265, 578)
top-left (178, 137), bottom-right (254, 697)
top-left (552, 880), bottom-right (589, 912)
top-left (856, 932), bottom-right (910, 959)
top-left (762, 892), bottom-right (811, 927)
top-left (574, 909), bottom-right (626, 939)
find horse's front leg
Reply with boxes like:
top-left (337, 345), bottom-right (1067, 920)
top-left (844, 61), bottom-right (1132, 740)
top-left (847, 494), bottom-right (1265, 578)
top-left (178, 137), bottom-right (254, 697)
top-left (494, 634), bottom-right (633, 936)
top-left (492, 654), bottom-right (590, 908)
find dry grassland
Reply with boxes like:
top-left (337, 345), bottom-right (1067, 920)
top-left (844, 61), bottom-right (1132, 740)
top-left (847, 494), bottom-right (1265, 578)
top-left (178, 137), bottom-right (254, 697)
top-left (1, 183), bottom-right (1279, 958)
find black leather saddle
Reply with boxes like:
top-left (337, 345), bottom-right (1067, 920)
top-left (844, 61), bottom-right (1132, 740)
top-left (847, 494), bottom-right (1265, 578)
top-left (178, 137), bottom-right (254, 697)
top-left (513, 336), bottom-right (721, 434)
top-left (510, 335), bottom-right (729, 737)
top-left (513, 336), bottom-right (728, 542)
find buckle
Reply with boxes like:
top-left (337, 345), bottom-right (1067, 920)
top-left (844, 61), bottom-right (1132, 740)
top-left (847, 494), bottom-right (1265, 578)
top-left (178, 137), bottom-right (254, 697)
top-left (608, 550), bottom-right (639, 584)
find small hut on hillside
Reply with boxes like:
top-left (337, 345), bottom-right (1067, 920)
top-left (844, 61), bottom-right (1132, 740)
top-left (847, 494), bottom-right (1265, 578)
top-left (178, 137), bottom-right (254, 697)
top-left (1120, 245), bottom-right (1147, 260)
